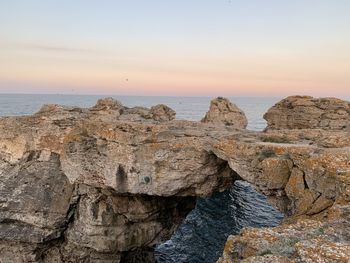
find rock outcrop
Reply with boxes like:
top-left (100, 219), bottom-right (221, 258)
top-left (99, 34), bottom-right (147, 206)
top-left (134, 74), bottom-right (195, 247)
top-left (217, 96), bottom-right (350, 263)
top-left (202, 97), bottom-right (248, 129)
top-left (264, 96), bottom-right (350, 130)
top-left (0, 96), bottom-right (349, 262)
top-left (0, 99), bottom-right (239, 262)
top-left (218, 219), bottom-right (350, 263)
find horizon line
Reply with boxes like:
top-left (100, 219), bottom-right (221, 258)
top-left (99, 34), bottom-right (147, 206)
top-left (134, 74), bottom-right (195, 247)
top-left (1, 92), bottom-right (349, 100)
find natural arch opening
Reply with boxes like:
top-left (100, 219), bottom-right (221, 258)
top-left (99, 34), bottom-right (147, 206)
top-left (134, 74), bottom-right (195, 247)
top-left (154, 154), bottom-right (284, 263)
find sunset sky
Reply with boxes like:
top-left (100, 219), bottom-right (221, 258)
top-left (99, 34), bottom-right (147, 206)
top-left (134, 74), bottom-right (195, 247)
top-left (0, 0), bottom-right (349, 97)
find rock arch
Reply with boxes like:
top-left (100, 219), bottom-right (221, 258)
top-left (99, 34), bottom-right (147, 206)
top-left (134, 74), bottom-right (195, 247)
top-left (0, 97), bottom-right (349, 262)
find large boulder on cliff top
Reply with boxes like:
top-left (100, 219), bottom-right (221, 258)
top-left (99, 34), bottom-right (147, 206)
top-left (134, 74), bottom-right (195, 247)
top-left (91, 97), bottom-right (124, 111)
top-left (201, 97), bottom-right (248, 128)
top-left (264, 96), bottom-right (350, 130)
top-left (149, 104), bottom-right (176, 121)
top-left (90, 97), bottom-right (176, 122)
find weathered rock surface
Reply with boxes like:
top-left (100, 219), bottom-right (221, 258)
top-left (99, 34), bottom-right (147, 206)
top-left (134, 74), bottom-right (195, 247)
top-left (0, 99), bottom-right (239, 262)
top-left (264, 96), bottom-right (350, 130)
top-left (202, 97), bottom-right (248, 128)
top-left (0, 96), bottom-right (349, 262)
top-left (217, 96), bottom-right (350, 262)
top-left (217, 218), bottom-right (350, 263)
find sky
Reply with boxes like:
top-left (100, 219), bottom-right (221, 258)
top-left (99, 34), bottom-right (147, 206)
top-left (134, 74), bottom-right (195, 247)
top-left (0, 0), bottom-right (350, 97)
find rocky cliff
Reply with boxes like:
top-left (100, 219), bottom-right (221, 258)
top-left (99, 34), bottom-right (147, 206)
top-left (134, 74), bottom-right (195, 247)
top-left (0, 96), bottom-right (349, 262)
top-left (218, 96), bottom-right (350, 263)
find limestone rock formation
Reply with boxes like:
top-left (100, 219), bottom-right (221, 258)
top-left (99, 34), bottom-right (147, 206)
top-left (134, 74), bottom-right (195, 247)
top-left (202, 97), bottom-right (248, 128)
top-left (92, 97), bottom-right (124, 112)
top-left (89, 97), bottom-right (176, 122)
top-left (150, 104), bottom-right (176, 121)
top-left (217, 96), bottom-right (350, 262)
top-left (217, 219), bottom-right (350, 263)
top-left (216, 142), bottom-right (350, 262)
top-left (0, 96), bottom-right (349, 262)
top-left (264, 95), bottom-right (350, 130)
top-left (0, 99), bottom-right (239, 262)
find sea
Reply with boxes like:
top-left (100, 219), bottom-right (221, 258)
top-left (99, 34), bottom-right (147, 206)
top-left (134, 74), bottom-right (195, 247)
top-left (0, 94), bottom-right (284, 263)
top-left (0, 94), bottom-right (283, 130)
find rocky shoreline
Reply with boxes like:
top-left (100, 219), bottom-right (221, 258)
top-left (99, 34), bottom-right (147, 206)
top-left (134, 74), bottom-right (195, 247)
top-left (0, 96), bottom-right (349, 262)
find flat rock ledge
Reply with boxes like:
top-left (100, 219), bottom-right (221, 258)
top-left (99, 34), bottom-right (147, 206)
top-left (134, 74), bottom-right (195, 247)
top-left (0, 96), bottom-right (349, 263)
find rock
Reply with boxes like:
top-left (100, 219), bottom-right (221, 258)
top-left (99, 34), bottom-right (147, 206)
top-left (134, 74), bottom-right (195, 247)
top-left (240, 255), bottom-right (293, 263)
top-left (0, 100), bottom-right (241, 262)
top-left (62, 184), bottom-right (195, 261)
top-left (202, 97), bottom-right (248, 128)
top-left (150, 104), bottom-right (176, 121)
top-left (89, 98), bottom-right (176, 123)
top-left (260, 157), bottom-right (293, 189)
top-left (121, 104), bottom-right (176, 122)
top-left (264, 96), bottom-right (350, 130)
top-left (91, 97), bottom-right (124, 112)
top-left (217, 219), bottom-right (350, 263)
top-left (0, 96), bottom-right (349, 262)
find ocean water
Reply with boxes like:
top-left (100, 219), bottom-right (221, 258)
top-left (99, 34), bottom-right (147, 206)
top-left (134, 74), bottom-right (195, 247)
top-left (155, 181), bottom-right (283, 263)
top-left (0, 94), bottom-right (283, 263)
top-left (0, 94), bottom-right (281, 131)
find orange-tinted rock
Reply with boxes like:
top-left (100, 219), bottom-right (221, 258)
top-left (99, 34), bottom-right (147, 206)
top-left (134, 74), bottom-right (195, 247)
top-left (202, 97), bottom-right (248, 128)
top-left (260, 157), bottom-right (293, 189)
top-left (264, 96), bottom-right (350, 130)
top-left (217, 219), bottom-right (350, 263)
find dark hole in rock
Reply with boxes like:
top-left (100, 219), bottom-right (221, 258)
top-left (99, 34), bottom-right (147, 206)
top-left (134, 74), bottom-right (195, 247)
top-left (144, 176), bottom-right (151, 184)
top-left (116, 164), bottom-right (127, 191)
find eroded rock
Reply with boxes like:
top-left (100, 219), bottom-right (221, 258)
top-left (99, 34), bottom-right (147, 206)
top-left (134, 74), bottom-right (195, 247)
top-left (264, 96), bottom-right (350, 130)
top-left (202, 97), bottom-right (248, 128)
top-left (217, 219), bottom-right (350, 263)
top-left (0, 96), bottom-right (349, 262)
top-left (150, 104), bottom-right (176, 121)
top-left (92, 97), bottom-right (124, 111)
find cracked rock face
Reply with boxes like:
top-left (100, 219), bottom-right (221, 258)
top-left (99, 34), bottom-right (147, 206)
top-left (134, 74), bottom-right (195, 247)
top-left (0, 96), bottom-right (349, 262)
top-left (201, 97), bottom-right (248, 129)
top-left (264, 96), bottom-right (350, 130)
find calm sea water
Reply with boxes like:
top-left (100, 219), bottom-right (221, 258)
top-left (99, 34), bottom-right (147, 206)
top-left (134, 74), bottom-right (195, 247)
top-left (0, 94), bottom-right (281, 131)
top-left (156, 181), bottom-right (283, 263)
top-left (0, 94), bottom-right (283, 263)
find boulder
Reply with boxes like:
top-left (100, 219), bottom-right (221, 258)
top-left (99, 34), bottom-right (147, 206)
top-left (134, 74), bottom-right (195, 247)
top-left (150, 104), bottom-right (176, 121)
top-left (91, 97), bottom-right (124, 112)
top-left (90, 98), bottom-right (176, 122)
top-left (201, 97), bottom-right (248, 128)
top-left (264, 96), bottom-right (350, 130)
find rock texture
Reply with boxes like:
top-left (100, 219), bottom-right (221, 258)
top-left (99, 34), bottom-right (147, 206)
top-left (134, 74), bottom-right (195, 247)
top-left (90, 97), bottom-right (176, 122)
top-left (218, 219), bottom-right (350, 263)
top-left (0, 98), bottom-right (239, 262)
top-left (202, 97), bottom-right (248, 128)
top-left (0, 96), bottom-right (349, 262)
top-left (264, 96), bottom-right (350, 130)
top-left (217, 96), bottom-right (350, 263)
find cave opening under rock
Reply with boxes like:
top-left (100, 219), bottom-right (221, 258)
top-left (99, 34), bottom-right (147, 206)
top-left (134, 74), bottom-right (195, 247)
top-left (154, 155), bottom-right (284, 263)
